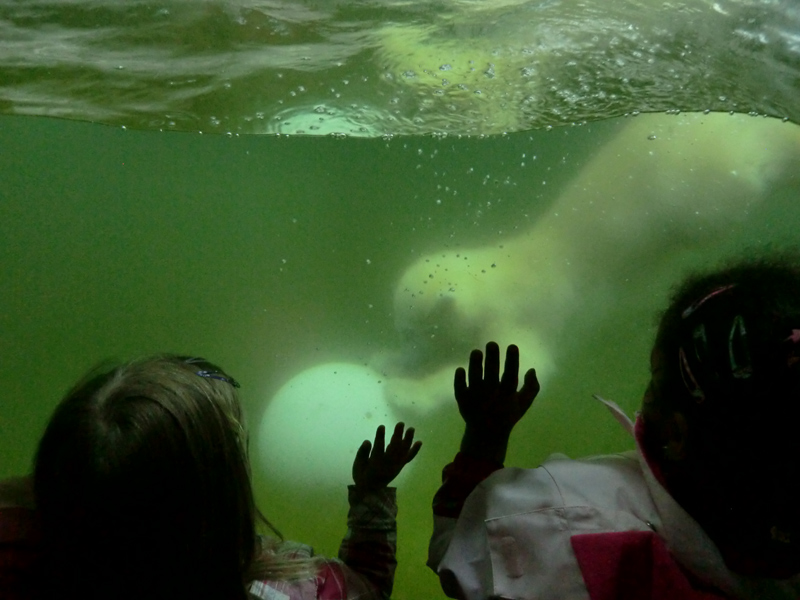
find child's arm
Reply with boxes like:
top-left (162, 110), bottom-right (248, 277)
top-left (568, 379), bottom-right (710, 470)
top-left (336, 423), bottom-right (421, 600)
top-left (428, 343), bottom-right (539, 596)
top-left (454, 342), bottom-right (539, 465)
top-left (434, 342), bottom-right (540, 518)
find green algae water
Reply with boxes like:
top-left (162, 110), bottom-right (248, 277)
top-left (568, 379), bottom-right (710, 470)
top-left (2, 1), bottom-right (800, 599)
top-left (3, 112), bottom-right (800, 599)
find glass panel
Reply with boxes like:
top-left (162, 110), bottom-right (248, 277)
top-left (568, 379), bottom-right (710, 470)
top-left (2, 111), bottom-right (799, 598)
top-left (2, 1), bottom-right (800, 598)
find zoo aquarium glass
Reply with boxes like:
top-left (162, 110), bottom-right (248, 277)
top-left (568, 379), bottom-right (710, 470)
top-left (1, 1), bottom-right (800, 598)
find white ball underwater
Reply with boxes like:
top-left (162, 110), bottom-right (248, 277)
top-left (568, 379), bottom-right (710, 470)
top-left (257, 362), bottom-right (402, 490)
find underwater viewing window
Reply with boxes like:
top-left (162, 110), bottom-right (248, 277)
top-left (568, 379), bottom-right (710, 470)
top-left (1, 1), bottom-right (800, 598)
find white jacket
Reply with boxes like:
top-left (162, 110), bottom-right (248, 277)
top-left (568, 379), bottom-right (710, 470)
top-left (428, 399), bottom-right (800, 600)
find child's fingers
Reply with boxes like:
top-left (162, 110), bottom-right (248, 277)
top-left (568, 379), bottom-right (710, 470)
top-left (454, 366), bottom-right (467, 401)
top-left (484, 342), bottom-right (500, 386)
top-left (390, 426), bottom-right (412, 458)
top-left (371, 424), bottom-right (386, 458)
top-left (500, 344), bottom-right (520, 394)
top-left (396, 426), bottom-right (421, 465)
top-left (385, 423), bottom-right (408, 459)
top-left (405, 440), bottom-right (423, 464)
top-left (354, 439), bottom-right (372, 471)
top-left (468, 348), bottom-right (484, 390)
top-left (519, 368), bottom-right (540, 407)
top-left (401, 425), bottom-right (415, 446)
top-left (391, 422), bottom-right (405, 445)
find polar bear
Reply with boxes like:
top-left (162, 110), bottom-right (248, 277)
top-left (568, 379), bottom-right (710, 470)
top-left (259, 112), bottom-right (800, 488)
top-left (379, 112), bottom-right (800, 413)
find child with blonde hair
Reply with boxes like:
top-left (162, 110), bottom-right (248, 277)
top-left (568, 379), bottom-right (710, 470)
top-left (0, 355), bottom-right (420, 600)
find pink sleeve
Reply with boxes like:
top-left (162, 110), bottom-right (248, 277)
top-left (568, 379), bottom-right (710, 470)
top-left (317, 560), bottom-right (383, 600)
top-left (317, 561), bottom-right (348, 600)
top-left (433, 452), bottom-right (503, 519)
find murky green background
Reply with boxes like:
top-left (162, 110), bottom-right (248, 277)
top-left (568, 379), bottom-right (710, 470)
top-left (2, 1), bottom-right (800, 597)
top-left (2, 111), bottom-right (799, 598)
top-left (0, 114), bottom-right (612, 599)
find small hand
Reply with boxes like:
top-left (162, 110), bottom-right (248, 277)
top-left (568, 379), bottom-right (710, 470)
top-left (454, 342), bottom-right (539, 461)
top-left (352, 423), bottom-right (422, 491)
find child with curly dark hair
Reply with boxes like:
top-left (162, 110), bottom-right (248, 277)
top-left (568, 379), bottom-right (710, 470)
top-left (429, 254), bottom-right (800, 600)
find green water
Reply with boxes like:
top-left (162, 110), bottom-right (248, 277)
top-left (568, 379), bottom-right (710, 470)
top-left (2, 111), bottom-right (800, 598)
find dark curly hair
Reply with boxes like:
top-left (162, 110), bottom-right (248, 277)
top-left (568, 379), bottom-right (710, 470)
top-left (641, 251), bottom-right (800, 573)
top-left (644, 252), bottom-right (800, 451)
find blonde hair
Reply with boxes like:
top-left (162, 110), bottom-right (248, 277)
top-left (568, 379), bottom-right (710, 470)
top-left (34, 355), bottom-right (319, 600)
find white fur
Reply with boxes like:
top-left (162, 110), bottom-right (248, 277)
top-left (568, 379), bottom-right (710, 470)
top-left (383, 113), bottom-right (800, 413)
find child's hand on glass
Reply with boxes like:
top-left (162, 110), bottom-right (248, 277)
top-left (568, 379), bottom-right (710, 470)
top-left (455, 341), bottom-right (540, 462)
top-left (352, 423), bottom-right (422, 491)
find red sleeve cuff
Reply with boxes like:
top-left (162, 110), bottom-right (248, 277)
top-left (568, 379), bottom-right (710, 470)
top-left (432, 452), bottom-right (503, 519)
